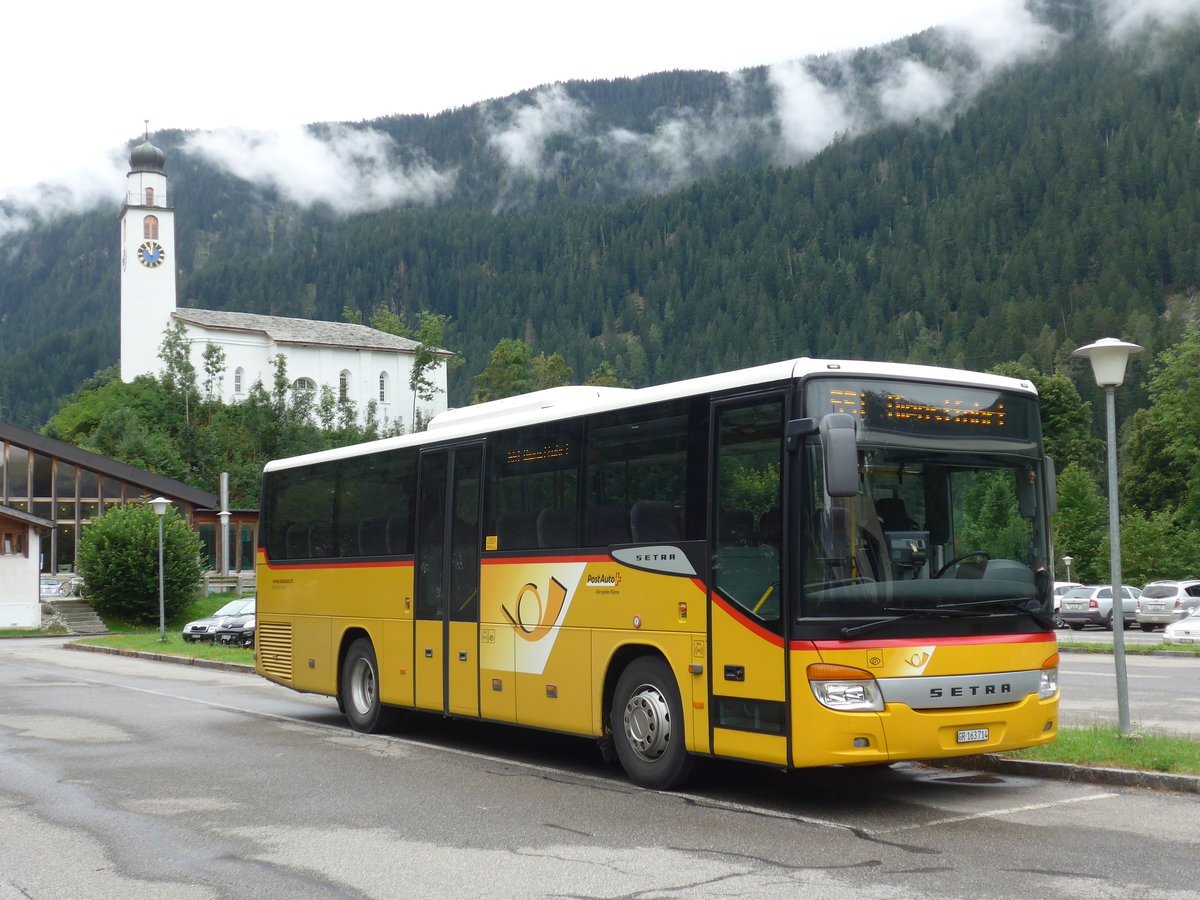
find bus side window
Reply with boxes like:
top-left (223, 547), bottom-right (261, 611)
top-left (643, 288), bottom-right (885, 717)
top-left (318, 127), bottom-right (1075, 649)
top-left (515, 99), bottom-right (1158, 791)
top-left (486, 419), bottom-right (582, 552)
top-left (585, 397), bottom-right (706, 546)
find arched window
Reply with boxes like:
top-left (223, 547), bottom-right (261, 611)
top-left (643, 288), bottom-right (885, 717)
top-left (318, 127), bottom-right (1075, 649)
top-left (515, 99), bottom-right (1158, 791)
top-left (233, 367), bottom-right (245, 395)
top-left (339, 370), bottom-right (351, 400)
top-left (145, 187), bottom-right (155, 206)
top-left (378, 371), bottom-right (389, 403)
top-left (293, 377), bottom-right (317, 391)
top-left (143, 215), bottom-right (159, 239)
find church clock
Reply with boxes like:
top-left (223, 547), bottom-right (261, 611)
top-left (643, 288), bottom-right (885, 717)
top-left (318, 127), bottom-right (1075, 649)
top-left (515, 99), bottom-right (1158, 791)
top-left (137, 240), bottom-right (166, 268)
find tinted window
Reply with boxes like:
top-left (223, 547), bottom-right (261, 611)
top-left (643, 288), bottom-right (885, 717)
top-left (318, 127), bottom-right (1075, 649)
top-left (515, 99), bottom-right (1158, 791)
top-left (585, 398), bottom-right (707, 545)
top-left (487, 419), bottom-right (582, 551)
top-left (337, 450), bottom-right (417, 557)
top-left (263, 463), bottom-right (336, 561)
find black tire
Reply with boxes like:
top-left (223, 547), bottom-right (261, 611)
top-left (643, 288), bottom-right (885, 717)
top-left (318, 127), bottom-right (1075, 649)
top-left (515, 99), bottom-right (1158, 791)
top-left (1053, 614), bottom-right (1066, 629)
top-left (340, 638), bottom-right (395, 733)
top-left (611, 657), bottom-right (694, 790)
top-left (1104, 611), bottom-right (1114, 631)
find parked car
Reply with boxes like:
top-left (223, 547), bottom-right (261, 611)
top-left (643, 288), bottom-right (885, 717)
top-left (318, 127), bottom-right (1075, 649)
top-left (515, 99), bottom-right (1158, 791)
top-left (1135, 580), bottom-right (1200, 631)
top-left (1052, 582), bottom-right (1084, 628)
top-left (1163, 605), bottom-right (1200, 645)
top-left (213, 604), bottom-right (256, 648)
top-left (181, 597), bottom-right (255, 643)
top-left (1058, 584), bottom-right (1142, 630)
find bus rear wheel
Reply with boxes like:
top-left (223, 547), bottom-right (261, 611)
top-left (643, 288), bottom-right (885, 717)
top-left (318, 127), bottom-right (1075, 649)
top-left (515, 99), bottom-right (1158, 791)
top-left (611, 657), bottom-right (694, 790)
top-left (340, 638), bottom-right (394, 733)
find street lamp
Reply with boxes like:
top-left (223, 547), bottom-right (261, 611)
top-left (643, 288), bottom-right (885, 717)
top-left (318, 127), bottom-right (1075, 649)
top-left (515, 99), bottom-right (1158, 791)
top-left (150, 497), bottom-right (171, 643)
top-left (1062, 555), bottom-right (1073, 582)
top-left (1073, 337), bottom-right (1143, 737)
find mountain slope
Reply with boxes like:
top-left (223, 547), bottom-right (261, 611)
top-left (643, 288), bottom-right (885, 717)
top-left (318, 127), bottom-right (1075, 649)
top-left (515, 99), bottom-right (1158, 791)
top-left (2, 2), bottom-right (1198, 425)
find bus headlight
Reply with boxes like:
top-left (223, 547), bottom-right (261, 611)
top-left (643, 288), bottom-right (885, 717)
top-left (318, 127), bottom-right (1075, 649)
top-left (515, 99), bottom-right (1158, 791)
top-left (1039, 667), bottom-right (1059, 699)
top-left (1039, 653), bottom-right (1059, 699)
top-left (808, 664), bottom-right (884, 712)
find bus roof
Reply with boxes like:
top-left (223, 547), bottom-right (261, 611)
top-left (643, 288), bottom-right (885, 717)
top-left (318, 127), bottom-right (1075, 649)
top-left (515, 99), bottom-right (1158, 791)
top-left (263, 357), bottom-right (1037, 473)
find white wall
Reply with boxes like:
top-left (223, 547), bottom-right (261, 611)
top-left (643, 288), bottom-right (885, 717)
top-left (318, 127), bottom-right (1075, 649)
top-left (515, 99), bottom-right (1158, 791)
top-left (0, 524), bottom-right (41, 629)
top-left (183, 325), bottom-right (449, 430)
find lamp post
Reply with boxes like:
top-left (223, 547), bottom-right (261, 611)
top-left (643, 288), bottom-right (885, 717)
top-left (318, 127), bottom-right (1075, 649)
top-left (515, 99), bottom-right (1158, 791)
top-left (150, 497), bottom-right (171, 643)
top-left (1073, 337), bottom-right (1143, 737)
top-left (1062, 555), bottom-right (1073, 582)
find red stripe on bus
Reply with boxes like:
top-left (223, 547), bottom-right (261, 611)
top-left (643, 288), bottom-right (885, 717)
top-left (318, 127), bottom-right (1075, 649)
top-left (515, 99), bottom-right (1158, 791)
top-left (710, 592), bottom-right (785, 648)
top-left (480, 554), bottom-right (616, 566)
top-left (261, 559), bottom-right (414, 571)
top-left (798, 632), bottom-right (1056, 651)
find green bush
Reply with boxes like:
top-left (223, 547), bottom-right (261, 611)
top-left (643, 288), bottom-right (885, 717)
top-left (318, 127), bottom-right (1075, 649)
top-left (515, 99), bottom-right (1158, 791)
top-left (77, 502), bottom-right (203, 624)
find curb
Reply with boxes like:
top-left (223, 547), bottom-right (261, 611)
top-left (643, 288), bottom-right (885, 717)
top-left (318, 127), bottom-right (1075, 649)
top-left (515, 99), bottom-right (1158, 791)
top-left (925, 753), bottom-right (1200, 794)
top-left (64, 640), bottom-right (255, 674)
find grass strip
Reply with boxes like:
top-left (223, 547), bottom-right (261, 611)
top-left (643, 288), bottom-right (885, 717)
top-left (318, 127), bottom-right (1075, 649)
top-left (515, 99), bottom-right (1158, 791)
top-left (76, 631), bottom-right (254, 665)
top-left (1004, 724), bottom-right (1200, 775)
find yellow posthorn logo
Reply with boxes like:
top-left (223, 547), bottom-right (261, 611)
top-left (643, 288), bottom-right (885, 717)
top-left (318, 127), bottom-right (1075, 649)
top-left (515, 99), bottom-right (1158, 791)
top-left (502, 577), bottom-right (568, 641)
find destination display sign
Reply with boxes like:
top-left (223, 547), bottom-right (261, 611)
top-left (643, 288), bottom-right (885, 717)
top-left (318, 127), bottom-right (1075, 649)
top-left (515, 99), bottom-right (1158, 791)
top-left (807, 379), bottom-right (1038, 442)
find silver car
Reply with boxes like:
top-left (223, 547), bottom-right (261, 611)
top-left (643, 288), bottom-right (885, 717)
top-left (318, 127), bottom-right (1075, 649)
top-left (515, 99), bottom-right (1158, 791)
top-left (181, 597), bottom-right (255, 643)
top-left (1059, 584), bottom-right (1142, 630)
top-left (1163, 605), bottom-right (1200, 645)
top-left (1135, 580), bottom-right (1200, 631)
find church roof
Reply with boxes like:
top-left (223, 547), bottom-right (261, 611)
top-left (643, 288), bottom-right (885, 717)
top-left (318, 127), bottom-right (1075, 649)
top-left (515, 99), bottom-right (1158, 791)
top-left (172, 308), bottom-right (446, 355)
top-left (129, 138), bottom-right (166, 174)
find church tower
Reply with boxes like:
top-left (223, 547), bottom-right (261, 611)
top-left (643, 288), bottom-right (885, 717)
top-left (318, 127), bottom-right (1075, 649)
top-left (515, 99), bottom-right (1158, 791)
top-left (119, 131), bottom-right (176, 381)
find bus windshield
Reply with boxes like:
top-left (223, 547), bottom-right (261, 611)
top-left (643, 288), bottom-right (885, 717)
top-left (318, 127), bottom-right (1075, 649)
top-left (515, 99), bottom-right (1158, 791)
top-left (800, 379), bottom-right (1052, 636)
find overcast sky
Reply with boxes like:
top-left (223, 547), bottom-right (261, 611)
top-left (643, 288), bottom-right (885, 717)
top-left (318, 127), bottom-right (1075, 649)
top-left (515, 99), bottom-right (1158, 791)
top-left (2, 0), bottom-right (1196, 210)
top-left (2, 1), bottom-right (1012, 195)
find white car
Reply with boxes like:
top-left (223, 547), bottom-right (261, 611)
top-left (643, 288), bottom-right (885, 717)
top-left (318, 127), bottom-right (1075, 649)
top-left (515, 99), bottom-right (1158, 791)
top-left (1163, 605), bottom-right (1200, 645)
top-left (181, 597), bottom-right (255, 643)
top-left (1052, 582), bottom-right (1083, 628)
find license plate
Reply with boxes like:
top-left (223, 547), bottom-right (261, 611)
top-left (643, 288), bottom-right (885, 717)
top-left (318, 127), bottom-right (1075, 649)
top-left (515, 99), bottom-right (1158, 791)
top-left (1149, 602), bottom-right (1166, 610)
top-left (957, 728), bottom-right (989, 744)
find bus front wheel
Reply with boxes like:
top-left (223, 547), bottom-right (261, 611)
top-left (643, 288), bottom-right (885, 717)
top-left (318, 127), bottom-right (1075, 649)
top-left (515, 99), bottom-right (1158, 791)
top-left (340, 638), bottom-right (394, 733)
top-left (611, 657), bottom-right (694, 790)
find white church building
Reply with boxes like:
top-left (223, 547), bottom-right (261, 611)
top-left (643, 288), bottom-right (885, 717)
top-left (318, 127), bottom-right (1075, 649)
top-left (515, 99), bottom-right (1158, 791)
top-left (119, 135), bottom-right (450, 430)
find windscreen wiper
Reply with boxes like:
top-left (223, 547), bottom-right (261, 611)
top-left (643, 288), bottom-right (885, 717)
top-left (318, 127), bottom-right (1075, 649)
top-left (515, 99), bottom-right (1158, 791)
top-left (841, 596), bottom-right (1052, 639)
top-left (949, 597), bottom-right (1056, 630)
top-left (842, 606), bottom-right (974, 639)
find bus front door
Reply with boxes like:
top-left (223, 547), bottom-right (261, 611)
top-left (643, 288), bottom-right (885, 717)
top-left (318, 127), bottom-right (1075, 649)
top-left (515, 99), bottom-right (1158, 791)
top-left (414, 444), bottom-right (483, 717)
top-left (709, 394), bottom-right (789, 765)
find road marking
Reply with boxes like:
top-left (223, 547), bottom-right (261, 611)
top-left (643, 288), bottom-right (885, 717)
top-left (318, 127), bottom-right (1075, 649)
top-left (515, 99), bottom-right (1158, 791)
top-left (869, 792), bottom-right (1118, 835)
top-left (1062, 671), bottom-right (1169, 679)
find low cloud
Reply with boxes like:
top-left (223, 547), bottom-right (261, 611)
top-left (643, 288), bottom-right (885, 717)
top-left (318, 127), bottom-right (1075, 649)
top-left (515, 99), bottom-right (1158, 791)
top-left (0, 152), bottom-right (126, 241)
top-left (878, 60), bottom-right (956, 124)
top-left (184, 124), bottom-right (456, 212)
top-left (942, 0), bottom-right (1061, 78)
top-left (1102, 0), bottom-right (1200, 41)
top-left (485, 85), bottom-right (591, 177)
top-left (768, 60), bottom-right (855, 160)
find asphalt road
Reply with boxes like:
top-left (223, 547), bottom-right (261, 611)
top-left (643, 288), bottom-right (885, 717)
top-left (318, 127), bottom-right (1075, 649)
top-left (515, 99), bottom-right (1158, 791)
top-left (1, 637), bottom-right (1198, 899)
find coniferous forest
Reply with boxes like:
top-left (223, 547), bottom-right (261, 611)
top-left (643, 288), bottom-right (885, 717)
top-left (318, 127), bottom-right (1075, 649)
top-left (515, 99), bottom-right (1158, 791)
top-left (6, 2), bottom-right (1200, 584)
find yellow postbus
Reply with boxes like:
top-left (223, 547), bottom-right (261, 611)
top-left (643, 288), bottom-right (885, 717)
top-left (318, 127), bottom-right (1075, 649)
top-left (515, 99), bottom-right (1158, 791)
top-left (255, 358), bottom-right (1059, 788)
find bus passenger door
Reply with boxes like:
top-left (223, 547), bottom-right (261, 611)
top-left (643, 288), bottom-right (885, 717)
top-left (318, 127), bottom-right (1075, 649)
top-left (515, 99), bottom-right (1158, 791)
top-left (709, 394), bottom-right (789, 766)
top-left (414, 444), bottom-right (483, 717)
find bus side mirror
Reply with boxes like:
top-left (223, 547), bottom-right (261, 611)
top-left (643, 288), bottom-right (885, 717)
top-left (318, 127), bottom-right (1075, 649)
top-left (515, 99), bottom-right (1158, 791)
top-left (820, 413), bottom-right (859, 497)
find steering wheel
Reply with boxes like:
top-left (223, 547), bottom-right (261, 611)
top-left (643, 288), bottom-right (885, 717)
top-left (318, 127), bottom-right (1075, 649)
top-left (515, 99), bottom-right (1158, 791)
top-left (932, 551), bottom-right (991, 579)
